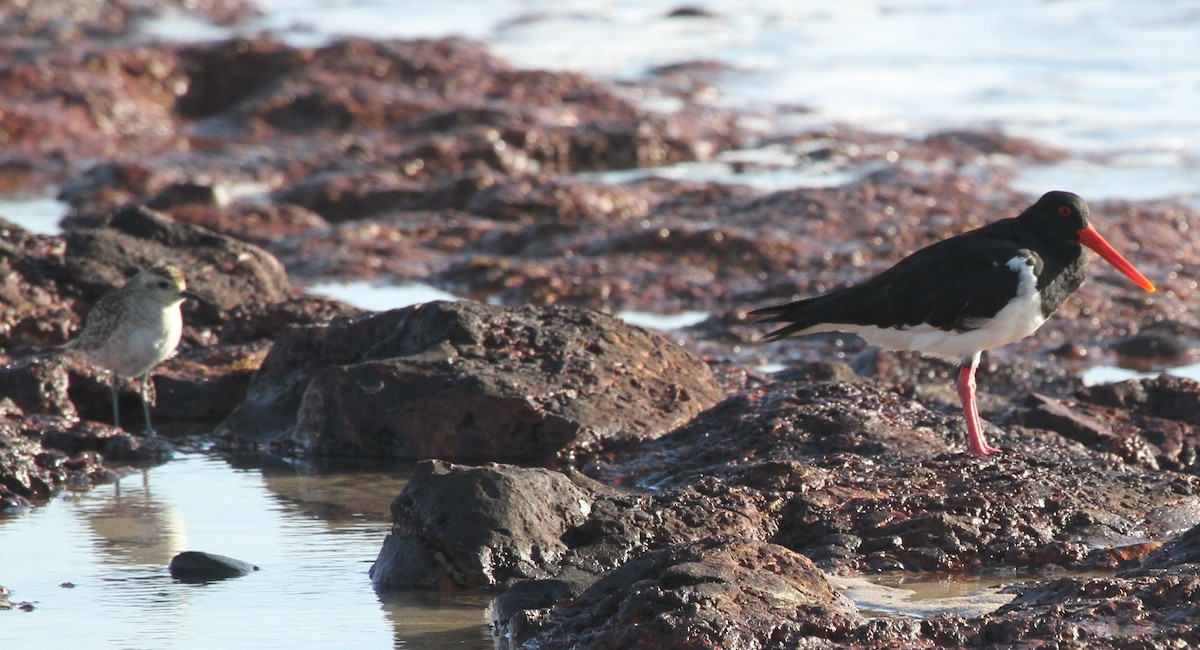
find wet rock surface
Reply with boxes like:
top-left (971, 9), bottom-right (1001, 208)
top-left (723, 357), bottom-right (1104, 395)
top-left (1, 6), bottom-right (1199, 647)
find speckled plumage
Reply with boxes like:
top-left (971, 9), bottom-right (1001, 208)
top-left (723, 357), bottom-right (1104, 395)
top-left (65, 264), bottom-right (196, 435)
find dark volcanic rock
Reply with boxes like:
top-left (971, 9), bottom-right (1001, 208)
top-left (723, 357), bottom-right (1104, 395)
top-left (591, 381), bottom-right (960, 486)
top-left (979, 568), bottom-right (1200, 648)
top-left (0, 400), bottom-right (141, 513)
top-left (370, 460), bottom-right (777, 592)
top-left (7, 11), bottom-right (1200, 647)
top-left (0, 221), bottom-right (76, 348)
top-left (169, 551), bottom-right (259, 582)
top-left (0, 354), bottom-right (76, 419)
top-left (150, 344), bottom-right (268, 424)
top-left (64, 205), bottom-right (295, 334)
top-left (218, 300), bottom-right (725, 462)
top-left (47, 206), bottom-right (295, 431)
top-left (815, 567), bottom-right (1200, 648)
top-left (1043, 375), bottom-right (1200, 473)
top-left (2, 201), bottom-right (302, 499)
top-left (1144, 522), bottom-right (1200, 568)
top-left (371, 460), bottom-right (600, 589)
top-left (588, 382), bottom-right (1200, 574)
top-left (3, 204), bottom-right (294, 351)
top-left (771, 451), bottom-right (1200, 573)
top-left (506, 537), bottom-right (862, 649)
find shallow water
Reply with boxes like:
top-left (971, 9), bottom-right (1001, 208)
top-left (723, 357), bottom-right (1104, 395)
top-left (306, 279), bottom-right (714, 332)
top-left (832, 573), bottom-right (1018, 619)
top-left (0, 194), bottom-right (67, 235)
top-left (305, 280), bottom-right (462, 311)
top-left (0, 453), bottom-right (493, 648)
top-left (617, 309), bottom-right (711, 331)
top-left (1081, 361), bottom-right (1200, 386)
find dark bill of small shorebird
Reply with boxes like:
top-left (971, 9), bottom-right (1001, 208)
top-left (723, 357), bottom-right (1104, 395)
top-left (752, 191), bottom-right (1155, 455)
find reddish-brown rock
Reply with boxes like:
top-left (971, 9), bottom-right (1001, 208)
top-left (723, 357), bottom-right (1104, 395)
top-left (218, 300), bottom-right (726, 462)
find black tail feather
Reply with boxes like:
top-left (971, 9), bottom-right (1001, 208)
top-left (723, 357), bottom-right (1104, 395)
top-left (748, 296), bottom-right (825, 341)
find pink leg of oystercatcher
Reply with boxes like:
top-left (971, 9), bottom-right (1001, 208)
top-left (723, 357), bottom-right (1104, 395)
top-left (957, 354), bottom-right (999, 455)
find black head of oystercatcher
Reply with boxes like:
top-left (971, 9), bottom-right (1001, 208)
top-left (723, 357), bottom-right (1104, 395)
top-left (752, 190), bottom-right (1155, 455)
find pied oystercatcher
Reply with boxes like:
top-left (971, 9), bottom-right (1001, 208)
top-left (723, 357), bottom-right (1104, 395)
top-left (752, 191), bottom-right (1155, 454)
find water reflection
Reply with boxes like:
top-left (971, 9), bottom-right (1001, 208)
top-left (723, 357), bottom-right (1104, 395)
top-left (0, 453), bottom-right (494, 649)
top-left (90, 471), bottom-right (188, 568)
top-left (379, 590), bottom-right (498, 649)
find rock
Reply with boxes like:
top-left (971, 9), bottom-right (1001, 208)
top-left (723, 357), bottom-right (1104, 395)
top-left (0, 354), bottom-right (76, 419)
top-left (0, 1), bottom-right (258, 44)
top-left (40, 205), bottom-right (296, 431)
top-left (372, 459), bottom-right (780, 593)
top-left (1062, 376), bottom-right (1200, 472)
top-left (1078, 375), bottom-right (1200, 427)
top-left (491, 577), bottom-right (581, 627)
top-left (4, 203), bottom-right (294, 351)
top-left (1143, 522), bottom-right (1200, 568)
top-left (0, 402), bottom-right (132, 511)
top-left (509, 538), bottom-right (862, 649)
top-left (980, 568), bottom-right (1200, 647)
top-left (1112, 331), bottom-right (1191, 367)
top-left (2, 200), bottom-right (304, 493)
top-left (6, 17), bottom-right (1200, 647)
top-left (64, 205), bottom-right (295, 333)
top-left (587, 381), bottom-right (1200, 574)
top-left (218, 300), bottom-right (725, 462)
top-left (589, 382), bottom-right (968, 488)
top-left (817, 568), bottom-right (1200, 647)
top-left (275, 170), bottom-right (430, 223)
top-left (1022, 392), bottom-right (1116, 446)
top-left (151, 345), bottom-right (267, 424)
top-left (0, 223), bottom-right (78, 349)
top-left (169, 551), bottom-right (259, 582)
top-left (370, 460), bottom-right (601, 589)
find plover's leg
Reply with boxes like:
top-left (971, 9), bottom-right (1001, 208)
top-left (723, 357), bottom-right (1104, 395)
top-left (139, 373), bottom-right (156, 437)
top-left (110, 373), bottom-right (122, 430)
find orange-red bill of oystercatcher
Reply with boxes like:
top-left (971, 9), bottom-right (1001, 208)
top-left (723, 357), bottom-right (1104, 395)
top-left (752, 190), bottom-right (1155, 455)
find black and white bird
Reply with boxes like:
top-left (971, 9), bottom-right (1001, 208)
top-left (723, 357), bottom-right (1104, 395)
top-left (752, 191), bottom-right (1155, 454)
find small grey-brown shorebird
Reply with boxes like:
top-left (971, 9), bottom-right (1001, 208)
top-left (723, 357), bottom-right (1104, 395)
top-left (64, 264), bottom-right (201, 436)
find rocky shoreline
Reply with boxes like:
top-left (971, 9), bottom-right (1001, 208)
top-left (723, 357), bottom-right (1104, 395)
top-left (2, 3), bottom-right (1199, 647)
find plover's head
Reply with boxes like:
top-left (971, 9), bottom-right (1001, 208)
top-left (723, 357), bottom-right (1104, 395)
top-left (127, 264), bottom-right (194, 306)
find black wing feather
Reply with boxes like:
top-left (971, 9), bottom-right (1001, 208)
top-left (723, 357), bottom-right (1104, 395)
top-left (752, 224), bottom-right (1037, 341)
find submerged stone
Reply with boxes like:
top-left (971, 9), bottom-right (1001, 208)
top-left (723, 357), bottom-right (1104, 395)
top-left (169, 551), bottom-right (259, 582)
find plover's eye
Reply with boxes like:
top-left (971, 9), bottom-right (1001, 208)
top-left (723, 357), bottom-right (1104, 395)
top-left (157, 281), bottom-right (170, 289)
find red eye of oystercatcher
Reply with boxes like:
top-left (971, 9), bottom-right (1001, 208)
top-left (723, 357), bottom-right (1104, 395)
top-left (752, 190), bottom-right (1155, 456)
